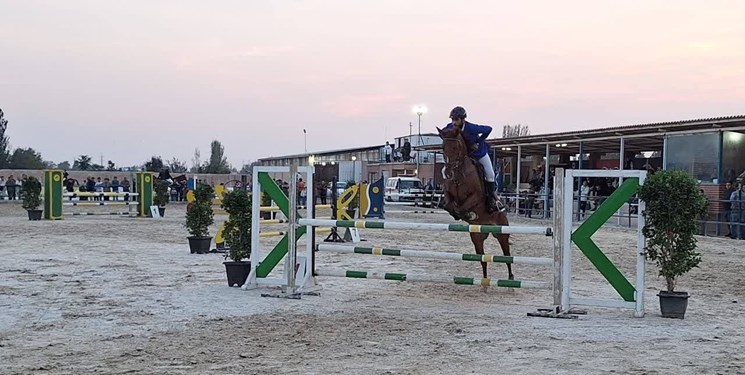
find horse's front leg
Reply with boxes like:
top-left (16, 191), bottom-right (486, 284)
top-left (457, 193), bottom-right (484, 221)
top-left (443, 191), bottom-right (461, 221)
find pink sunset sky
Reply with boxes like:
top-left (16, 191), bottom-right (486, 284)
top-left (1, 0), bottom-right (744, 169)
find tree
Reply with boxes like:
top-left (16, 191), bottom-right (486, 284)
top-left (191, 148), bottom-right (202, 173)
top-left (239, 163), bottom-right (253, 174)
top-left (58, 161), bottom-right (71, 170)
top-left (502, 124), bottom-right (530, 138)
top-left (8, 148), bottom-right (45, 169)
top-left (74, 155), bottom-right (93, 171)
top-left (204, 140), bottom-right (231, 174)
top-left (638, 170), bottom-right (708, 292)
top-left (168, 157), bottom-right (188, 173)
top-left (0, 108), bottom-right (10, 168)
top-left (106, 160), bottom-right (117, 171)
top-left (144, 156), bottom-right (164, 172)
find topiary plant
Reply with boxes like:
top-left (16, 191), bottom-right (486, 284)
top-left (185, 183), bottom-right (215, 237)
top-left (21, 176), bottom-right (43, 210)
top-left (221, 189), bottom-right (252, 262)
top-left (638, 170), bottom-right (708, 292)
top-left (154, 179), bottom-right (170, 208)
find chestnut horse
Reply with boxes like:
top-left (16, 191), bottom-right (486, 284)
top-left (437, 126), bottom-right (513, 281)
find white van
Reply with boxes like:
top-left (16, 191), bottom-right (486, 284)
top-left (385, 177), bottom-right (424, 202)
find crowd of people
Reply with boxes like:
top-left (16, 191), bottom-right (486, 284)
top-left (0, 174), bottom-right (28, 200)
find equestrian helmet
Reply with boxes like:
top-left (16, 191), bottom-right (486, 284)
top-left (449, 106), bottom-right (467, 119)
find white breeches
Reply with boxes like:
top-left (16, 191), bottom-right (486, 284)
top-left (478, 155), bottom-right (496, 182)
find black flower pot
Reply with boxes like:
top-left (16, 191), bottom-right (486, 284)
top-left (158, 206), bottom-right (166, 217)
top-left (658, 291), bottom-right (689, 319)
top-left (224, 261), bottom-right (252, 287)
top-left (27, 209), bottom-right (43, 221)
top-left (188, 236), bottom-right (213, 254)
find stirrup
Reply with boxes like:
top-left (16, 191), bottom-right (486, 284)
top-left (496, 200), bottom-right (507, 212)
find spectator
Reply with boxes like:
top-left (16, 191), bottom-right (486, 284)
top-left (402, 139), bottom-right (411, 161)
top-left (723, 182), bottom-right (736, 238)
top-left (730, 183), bottom-right (745, 240)
top-left (383, 142), bottom-right (392, 163)
top-left (6, 175), bottom-right (17, 200)
top-left (579, 180), bottom-right (590, 219)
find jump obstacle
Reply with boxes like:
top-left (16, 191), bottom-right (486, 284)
top-left (241, 166), bottom-right (647, 317)
top-left (211, 175), bottom-right (383, 250)
top-left (42, 170), bottom-right (154, 219)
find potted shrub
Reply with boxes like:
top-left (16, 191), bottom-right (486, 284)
top-left (21, 176), bottom-right (43, 220)
top-left (638, 170), bottom-right (708, 319)
top-left (221, 189), bottom-right (252, 287)
top-left (154, 179), bottom-right (170, 217)
top-left (184, 183), bottom-right (215, 254)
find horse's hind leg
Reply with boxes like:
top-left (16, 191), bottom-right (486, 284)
top-left (493, 233), bottom-right (514, 280)
top-left (469, 233), bottom-right (489, 279)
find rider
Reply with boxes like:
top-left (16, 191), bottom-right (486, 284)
top-left (443, 106), bottom-right (506, 212)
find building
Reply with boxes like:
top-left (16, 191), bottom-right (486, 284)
top-left (257, 133), bottom-right (445, 187)
top-left (420, 114), bottom-right (745, 223)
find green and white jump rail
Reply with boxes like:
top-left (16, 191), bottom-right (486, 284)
top-left (299, 219), bottom-right (553, 236)
top-left (316, 244), bottom-right (553, 266)
top-left (316, 269), bottom-right (550, 289)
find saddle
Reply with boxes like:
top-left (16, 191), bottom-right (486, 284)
top-left (468, 156), bottom-right (499, 212)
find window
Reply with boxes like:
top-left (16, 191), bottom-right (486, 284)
top-left (722, 131), bottom-right (745, 183)
top-left (665, 133), bottom-right (719, 183)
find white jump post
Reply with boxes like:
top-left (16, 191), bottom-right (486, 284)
top-left (242, 165), bottom-right (315, 292)
top-left (557, 168), bottom-right (647, 318)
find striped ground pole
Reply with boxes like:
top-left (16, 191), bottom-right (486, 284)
top-left (259, 204), bottom-right (332, 212)
top-left (298, 218), bottom-right (552, 236)
top-left (316, 244), bottom-right (553, 266)
top-left (316, 269), bottom-right (551, 289)
top-left (65, 212), bottom-right (134, 216)
top-left (259, 219), bottom-right (289, 224)
top-left (63, 202), bottom-right (135, 206)
top-left (260, 227), bottom-right (333, 238)
top-left (63, 193), bottom-right (140, 197)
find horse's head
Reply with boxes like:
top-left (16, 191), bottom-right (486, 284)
top-left (437, 126), bottom-right (467, 162)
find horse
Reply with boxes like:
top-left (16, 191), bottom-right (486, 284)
top-left (437, 126), bottom-right (513, 281)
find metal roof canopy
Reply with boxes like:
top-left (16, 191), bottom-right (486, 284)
top-left (416, 115), bottom-right (745, 156)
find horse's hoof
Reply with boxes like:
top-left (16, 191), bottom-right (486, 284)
top-left (466, 212), bottom-right (477, 221)
top-left (509, 275), bottom-right (515, 280)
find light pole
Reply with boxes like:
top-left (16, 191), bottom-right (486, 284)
top-left (351, 155), bottom-right (357, 182)
top-left (412, 105), bottom-right (427, 176)
top-left (303, 129), bottom-right (307, 156)
top-left (412, 105), bottom-right (427, 142)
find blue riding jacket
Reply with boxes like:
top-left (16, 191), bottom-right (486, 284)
top-left (443, 121), bottom-right (493, 158)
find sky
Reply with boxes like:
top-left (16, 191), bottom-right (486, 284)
top-left (1, 1), bottom-right (744, 169)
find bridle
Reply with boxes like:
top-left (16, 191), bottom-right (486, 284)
top-left (441, 134), bottom-right (467, 182)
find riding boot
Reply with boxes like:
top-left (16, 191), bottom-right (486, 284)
top-left (485, 181), bottom-right (498, 213)
top-left (486, 181), bottom-right (506, 213)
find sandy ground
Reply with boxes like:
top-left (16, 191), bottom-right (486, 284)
top-left (2, 201), bottom-right (745, 375)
